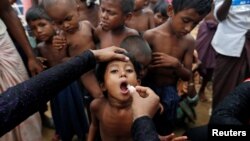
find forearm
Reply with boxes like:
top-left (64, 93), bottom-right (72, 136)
top-left (87, 124), bottom-right (98, 141)
top-left (175, 63), bottom-right (192, 81)
top-left (0, 50), bottom-right (96, 136)
top-left (132, 116), bottom-right (160, 141)
top-left (1, 7), bottom-right (35, 59)
top-left (216, 0), bottom-right (232, 21)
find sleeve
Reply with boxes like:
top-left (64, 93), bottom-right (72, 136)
top-left (209, 81), bottom-right (250, 125)
top-left (213, 0), bottom-right (225, 21)
top-left (0, 50), bottom-right (96, 136)
top-left (132, 116), bottom-right (160, 141)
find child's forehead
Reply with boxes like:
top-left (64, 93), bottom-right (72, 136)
top-left (107, 60), bottom-right (134, 67)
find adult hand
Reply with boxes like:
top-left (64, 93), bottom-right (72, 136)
top-left (130, 85), bottom-right (160, 120)
top-left (28, 57), bottom-right (44, 76)
top-left (91, 46), bottom-right (129, 62)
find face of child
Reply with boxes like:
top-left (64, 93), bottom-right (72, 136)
top-left (154, 12), bottom-right (168, 26)
top-left (28, 19), bottom-right (55, 42)
top-left (102, 60), bottom-right (139, 102)
top-left (45, 2), bottom-right (80, 34)
top-left (169, 8), bottom-right (204, 38)
top-left (134, 0), bottom-right (146, 11)
top-left (99, 0), bottom-right (127, 31)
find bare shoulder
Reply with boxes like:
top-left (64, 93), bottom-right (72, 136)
top-left (143, 28), bottom-right (158, 41)
top-left (143, 8), bottom-right (154, 15)
top-left (90, 97), bottom-right (107, 112)
top-left (125, 27), bottom-right (139, 36)
top-left (184, 34), bottom-right (195, 47)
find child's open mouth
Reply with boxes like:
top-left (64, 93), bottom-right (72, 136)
top-left (120, 82), bottom-right (129, 95)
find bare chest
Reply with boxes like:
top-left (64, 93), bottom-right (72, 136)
top-left (98, 107), bottom-right (133, 139)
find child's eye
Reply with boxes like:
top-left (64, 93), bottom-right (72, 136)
top-left (126, 68), bottom-right (134, 73)
top-left (38, 23), bottom-right (46, 27)
top-left (110, 69), bottom-right (118, 73)
top-left (182, 18), bottom-right (190, 23)
top-left (65, 16), bottom-right (73, 21)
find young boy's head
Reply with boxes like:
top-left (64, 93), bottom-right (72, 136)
top-left (99, 0), bottom-right (134, 31)
top-left (168, 0), bottom-right (211, 37)
top-left (42, 0), bottom-right (80, 34)
top-left (120, 35), bottom-right (152, 79)
top-left (153, 0), bottom-right (169, 26)
top-left (96, 53), bottom-right (141, 101)
top-left (26, 6), bottom-right (55, 42)
top-left (134, 0), bottom-right (147, 11)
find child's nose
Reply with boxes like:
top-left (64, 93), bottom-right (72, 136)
top-left (120, 70), bottom-right (127, 77)
top-left (101, 11), bottom-right (108, 20)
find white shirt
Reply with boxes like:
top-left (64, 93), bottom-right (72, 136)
top-left (0, 19), bottom-right (6, 35)
top-left (212, 0), bottom-right (250, 57)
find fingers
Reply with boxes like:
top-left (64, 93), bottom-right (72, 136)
top-left (172, 136), bottom-right (188, 141)
top-left (52, 35), bottom-right (66, 49)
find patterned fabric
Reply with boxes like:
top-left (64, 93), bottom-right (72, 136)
top-left (0, 49), bottom-right (96, 136)
top-left (0, 32), bottom-right (42, 141)
top-left (132, 116), bottom-right (160, 141)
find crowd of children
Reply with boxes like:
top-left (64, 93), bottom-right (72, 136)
top-left (5, 0), bottom-right (250, 140)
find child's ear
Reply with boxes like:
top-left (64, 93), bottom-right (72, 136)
top-left (100, 83), bottom-right (107, 92)
top-left (167, 4), bottom-right (174, 17)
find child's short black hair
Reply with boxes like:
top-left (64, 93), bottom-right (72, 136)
top-left (96, 53), bottom-right (141, 84)
top-left (120, 35), bottom-right (152, 58)
top-left (153, 0), bottom-right (168, 17)
top-left (120, 0), bottom-right (134, 14)
top-left (172, 0), bottom-right (211, 16)
top-left (26, 6), bottom-right (51, 23)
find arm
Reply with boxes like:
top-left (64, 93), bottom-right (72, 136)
top-left (0, 0), bottom-right (43, 76)
top-left (87, 100), bottom-right (100, 141)
top-left (0, 47), bottom-right (129, 136)
top-left (80, 70), bottom-right (103, 98)
top-left (209, 81), bottom-right (250, 125)
top-left (215, 0), bottom-right (232, 21)
top-left (175, 36), bottom-right (194, 81)
top-left (132, 116), bottom-right (160, 141)
top-left (130, 86), bottom-right (160, 141)
top-left (147, 11), bottom-right (155, 29)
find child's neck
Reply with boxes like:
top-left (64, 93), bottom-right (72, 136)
top-left (111, 25), bottom-right (126, 35)
top-left (108, 96), bottom-right (132, 109)
top-left (162, 19), bottom-right (181, 39)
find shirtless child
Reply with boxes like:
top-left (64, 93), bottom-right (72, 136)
top-left (42, 0), bottom-right (102, 98)
top-left (87, 54), bottom-right (141, 141)
top-left (95, 0), bottom-right (139, 49)
top-left (143, 0), bottom-right (212, 135)
top-left (125, 0), bottom-right (155, 33)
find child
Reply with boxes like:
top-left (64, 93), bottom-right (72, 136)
top-left (152, 0), bottom-right (169, 26)
top-left (143, 0), bottom-right (211, 136)
top-left (95, 0), bottom-right (139, 49)
top-left (88, 54), bottom-right (141, 141)
top-left (42, 0), bottom-right (103, 98)
top-left (120, 35), bottom-right (152, 79)
top-left (26, 6), bottom-right (89, 141)
top-left (125, 0), bottom-right (155, 33)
